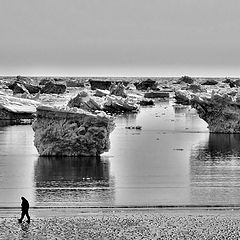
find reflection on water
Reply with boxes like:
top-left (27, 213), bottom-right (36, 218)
top-left (0, 125), bottom-right (38, 207)
top-left (173, 105), bottom-right (189, 115)
top-left (2, 100), bottom-right (240, 207)
top-left (190, 134), bottom-right (240, 205)
top-left (106, 101), bottom-right (209, 206)
top-left (0, 120), bottom-right (13, 127)
top-left (202, 134), bottom-right (240, 158)
top-left (34, 156), bottom-right (115, 207)
top-left (35, 156), bottom-right (110, 187)
top-left (116, 112), bottom-right (137, 126)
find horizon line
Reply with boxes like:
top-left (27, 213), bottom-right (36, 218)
top-left (0, 74), bottom-right (239, 78)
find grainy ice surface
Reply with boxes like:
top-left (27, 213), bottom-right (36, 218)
top-left (1, 211), bottom-right (240, 239)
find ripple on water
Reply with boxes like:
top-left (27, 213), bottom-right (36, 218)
top-left (1, 101), bottom-right (240, 207)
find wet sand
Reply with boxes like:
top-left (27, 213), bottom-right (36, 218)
top-left (1, 208), bottom-right (240, 239)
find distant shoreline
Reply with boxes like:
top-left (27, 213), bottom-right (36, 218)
top-left (1, 76), bottom-right (239, 84)
top-left (0, 76), bottom-right (239, 79)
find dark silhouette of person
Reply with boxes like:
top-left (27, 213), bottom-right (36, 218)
top-left (18, 197), bottom-right (30, 224)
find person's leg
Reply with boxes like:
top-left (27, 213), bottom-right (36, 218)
top-left (18, 211), bottom-right (25, 223)
top-left (26, 211), bottom-right (30, 223)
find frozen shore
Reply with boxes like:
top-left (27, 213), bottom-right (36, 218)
top-left (1, 208), bottom-right (240, 239)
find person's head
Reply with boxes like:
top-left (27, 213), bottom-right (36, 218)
top-left (21, 197), bottom-right (25, 201)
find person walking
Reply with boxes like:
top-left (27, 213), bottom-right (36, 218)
top-left (18, 197), bottom-right (30, 224)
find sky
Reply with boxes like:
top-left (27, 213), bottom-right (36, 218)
top-left (0, 0), bottom-right (240, 77)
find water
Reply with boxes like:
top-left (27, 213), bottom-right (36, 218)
top-left (1, 100), bottom-right (240, 208)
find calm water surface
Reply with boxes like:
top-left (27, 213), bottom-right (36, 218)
top-left (1, 100), bottom-right (240, 207)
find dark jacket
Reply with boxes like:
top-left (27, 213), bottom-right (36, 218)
top-left (21, 197), bottom-right (29, 211)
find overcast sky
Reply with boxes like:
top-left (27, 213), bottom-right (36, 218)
top-left (0, 0), bottom-right (240, 76)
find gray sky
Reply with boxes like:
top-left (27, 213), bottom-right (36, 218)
top-left (0, 0), bottom-right (240, 76)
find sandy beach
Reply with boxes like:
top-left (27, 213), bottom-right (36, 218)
top-left (1, 207), bottom-right (240, 239)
